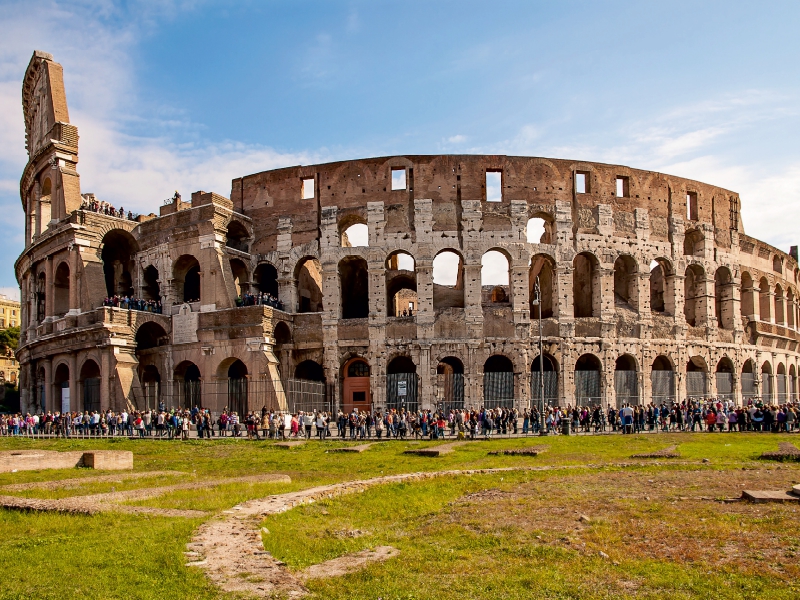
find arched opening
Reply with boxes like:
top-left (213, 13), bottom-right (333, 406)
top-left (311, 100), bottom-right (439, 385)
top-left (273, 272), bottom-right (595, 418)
top-left (575, 354), bottom-right (602, 405)
top-left (481, 250), bottom-right (511, 305)
top-left (529, 254), bottom-right (555, 319)
top-left (295, 258), bottom-right (323, 313)
top-left (341, 222), bottom-right (368, 247)
top-left (683, 228), bottom-right (704, 257)
top-left (651, 356), bottom-right (675, 404)
top-left (224, 359), bottom-right (248, 415)
top-left (40, 178), bottom-right (52, 228)
top-left (36, 272), bottom-right (46, 322)
top-left (774, 284), bottom-right (785, 326)
top-left (761, 361), bottom-right (773, 403)
top-left (686, 356), bottom-right (708, 398)
top-left (53, 262), bottom-right (70, 317)
top-left (483, 355), bottom-right (514, 408)
top-left (101, 230), bottom-right (138, 298)
top-left (714, 267), bottom-right (734, 329)
top-left (230, 259), bottom-right (249, 298)
top-left (54, 363), bottom-right (70, 412)
top-left (790, 364), bottom-right (797, 401)
top-left (274, 321), bottom-right (292, 345)
top-left (79, 360), bottom-right (101, 413)
top-left (773, 255), bottom-right (783, 274)
top-left (613, 255), bottom-right (638, 311)
top-left (433, 250), bottom-right (464, 310)
top-left (339, 256), bottom-right (369, 319)
top-left (225, 220), bottom-right (250, 252)
top-left (614, 354), bottom-right (638, 407)
top-left (141, 365), bottom-right (161, 411)
top-left (573, 252), bottom-right (598, 318)
top-left (759, 277), bottom-right (771, 322)
top-left (436, 356), bottom-right (465, 410)
top-left (715, 357), bottom-right (735, 401)
top-left (142, 266), bottom-right (160, 301)
top-left (174, 361), bottom-right (201, 409)
top-left (649, 259), bottom-right (672, 314)
top-left (684, 264), bottom-right (705, 327)
top-left (343, 358), bottom-right (370, 414)
top-left (254, 263), bottom-right (279, 298)
top-left (173, 255), bottom-right (201, 303)
top-left (386, 356), bottom-right (418, 412)
top-left (741, 272), bottom-right (755, 319)
top-left (386, 251), bottom-right (416, 317)
top-left (294, 360), bottom-right (325, 381)
top-left (741, 359), bottom-right (756, 399)
top-left (135, 322), bottom-right (168, 351)
top-left (787, 289), bottom-right (796, 329)
top-left (777, 363), bottom-right (788, 401)
top-left (530, 353), bottom-right (558, 406)
top-left (526, 216), bottom-right (552, 244)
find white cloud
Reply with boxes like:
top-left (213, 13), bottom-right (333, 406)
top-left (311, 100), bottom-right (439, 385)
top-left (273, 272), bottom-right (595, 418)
top-left (446, 134), bottom-right (467, 144)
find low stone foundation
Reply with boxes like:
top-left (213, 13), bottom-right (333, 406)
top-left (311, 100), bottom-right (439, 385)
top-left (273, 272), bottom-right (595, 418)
top-left (0, 450), bottom-right (133, 473)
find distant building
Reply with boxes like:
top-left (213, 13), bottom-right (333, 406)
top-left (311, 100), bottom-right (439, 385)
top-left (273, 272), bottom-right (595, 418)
top-left (0, 294), bottom-right (19, 329)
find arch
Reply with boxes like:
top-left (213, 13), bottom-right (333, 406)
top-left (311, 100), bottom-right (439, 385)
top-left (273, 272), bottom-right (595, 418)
top-left (254, 262), bottom-right (279, 297)
top-left (761, 360), bottom-right (773, 403)
top-left (36, 271), bottom-right (46, 322)
top-left (530, 353), bottom-right (558, 405)
top-left (481, 251), bottom-right (511, 303)
top-left (174, 361), bottom-right (201, 381)
top-left (141, 364), bottom-right (161, 410)
top-left (490, 286), bottom-right (508, 303)
top-left (483, 354), bottom-right (514, 408)
top-left (341, 222), bottom-right (368, 248)
top-left (173, 255), bottom-right (201, 303)
top-left (77, 359), bottom-right (101, 413)
top-left (53, 362), bottom-right (70, 412)
top-left (294, 360), bottom-right (325, 381)
top-left (613, 254), bottom-right (638, 310)
top-left (649, 258), bottom-right (672, 314)
top-left (529, 253), bottom-right (555, 319)
top-left (53, 261), bottom-right (70, 317)
top-left (684, 264), bottom-right (705, 327)
top-left (614, 354), bottom-right (638, 408)
top-left (777, 362), bottom-right (788, 402)
top-left (774, 284), bottom-right (785, 326)
top-left (651, 355), bottom-right (675, 404)
top-left (226, 359), bottom-right (248, 379)
top-left (433, 249), bottom-right (464, 310)
top-left (526, 215), bottom-right (554, 244)
top-left (575, 353), bottom-right (602, 405)
top-left (683, 228), bottom-right (704, 257)
top-left (230, 258), bottom-right (249, 297)
top-left (135, 321), bottom-right (168, 351)
top-left (714, 266), bottom-right (734, 329)
top-left (343, 357), bottom-right (371, 413)
top-left (225, 220), bottom-right (250, 252)
top-left (573, 252), bottom-right (599, 317)
top-left (386, 251), bottom-right (417, 317)
top-left (142, 265), bottom-right (160, 301)
top-left (716, 357), bottom-right (734, 373)
top-left (295, 257), bottom-right (322, 313)
top-left (787, 288), bottom-right (795, 329)
top-left (101, 229), bottom-right (138, 298)
top-left (436, 356), bottom-right (465, 410)
top-left (759, 277), bottom-right (771, 322)
top-left (274, 321), bottom-right (292, 345)
top-left (686, 355), bottom-right (708, 398)
top-left (339, 256), bottom-right (369, 319)
top-left (225, 359), bottom-right (248, 415)
top-left (715, 356), bottom-right (735, 400)
top-left (387, 355), bottom-right (417, 374)
top-left (773, 254), bottom-right (783, 274)
top-left (741, 271), bottom-right (755, 319)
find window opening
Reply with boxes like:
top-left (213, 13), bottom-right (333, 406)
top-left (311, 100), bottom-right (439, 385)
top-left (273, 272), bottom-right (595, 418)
top-left (687, 192), bottom-right (698, 221)
top-left (615, 176), bottom-right (629, 198)
top-left (302, 178), bottom-right (314, 200)
top-left (575, 171), bottom-right (589, 194)
top-left (486, 171), bottom-right (502, 202)
top-left (391, 168), bottom-right (406, 191)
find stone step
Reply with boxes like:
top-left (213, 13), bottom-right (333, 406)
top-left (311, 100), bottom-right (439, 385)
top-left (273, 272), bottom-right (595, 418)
top-left (742, 490), bottom-right (800, 503)
top-left (792, 485), bottom-right (800, 498)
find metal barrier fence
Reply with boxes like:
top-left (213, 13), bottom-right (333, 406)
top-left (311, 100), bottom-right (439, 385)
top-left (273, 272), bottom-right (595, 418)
top-left (741, 373), bottom-right (756, 397)
top-left (530, 372), bottom-right (558, 407)
top-left (286, 379), bottom-right (330, 413)
top-left (651, 371), bottom-right (675, 404)
top-left (386, 373), bottom-right (419, 413)
top-left (614, 370), bottom-right (638, 407)
top-left (574, 370), bottom-right (602, 406)
top-left (762, 373), bottom-right (773, 404)
top-left (436, 373), bottom-right (464, 412)
top-left (143, 378), bottom-right (288, 413)
top-left (715, 372), bottom-right (734, 401)
top-left (483, 372), bottom-right (515, 408)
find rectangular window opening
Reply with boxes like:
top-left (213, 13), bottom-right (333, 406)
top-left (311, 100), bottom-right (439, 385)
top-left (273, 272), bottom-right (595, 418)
top-left (615, 176), bottom-right (629, 198)
top-left (301, 177), bottom-right (315, 200)
top-left (391, 168), bottom-right (407, 191)
top-left (486, 170), bottom-right (502, 202)
top-left (687, 192), bottom-right (698, 221)
top-left (353, 391), bottom-right (366, 402)
top-left (576, 171), bottom-right (589, 194)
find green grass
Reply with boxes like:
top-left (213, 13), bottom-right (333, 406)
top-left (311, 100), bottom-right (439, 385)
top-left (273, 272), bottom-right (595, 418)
top-left (0, 432), bottom-right (798, 599)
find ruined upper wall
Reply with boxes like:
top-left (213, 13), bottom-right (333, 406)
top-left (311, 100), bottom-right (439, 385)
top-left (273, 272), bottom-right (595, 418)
top-left (231, 155), bottom-right (742, 253)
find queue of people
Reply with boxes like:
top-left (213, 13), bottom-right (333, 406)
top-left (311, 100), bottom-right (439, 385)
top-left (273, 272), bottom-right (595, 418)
top-left (80, 197), bottom-right (137, 221)
top-left (103, 296), bottom-right (163, 313)
top-left (235, 292), bottom-right (284, 311)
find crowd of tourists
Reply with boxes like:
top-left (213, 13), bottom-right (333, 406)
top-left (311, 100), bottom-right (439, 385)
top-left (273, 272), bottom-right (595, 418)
top-left (80, 197), bottom-right (138, 221)
top-left (2, 398), bottom-right (798, 439)
top-left (235, 292), bottom-right (285, 311)
top-left (103, 296), bottom-right (163, 313)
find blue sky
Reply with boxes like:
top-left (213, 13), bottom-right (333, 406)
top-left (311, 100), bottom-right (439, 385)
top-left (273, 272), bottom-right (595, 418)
top-left (1, 0), bottom-right (800, 298)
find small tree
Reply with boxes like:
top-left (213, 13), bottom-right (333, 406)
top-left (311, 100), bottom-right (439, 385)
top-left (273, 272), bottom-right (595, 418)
top-left (0, 326), bottom-right (20, 354)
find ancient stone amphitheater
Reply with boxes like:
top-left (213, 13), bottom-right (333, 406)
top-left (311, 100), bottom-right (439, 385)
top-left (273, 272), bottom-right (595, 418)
top-left (14, 51), bottom-right (800, 415)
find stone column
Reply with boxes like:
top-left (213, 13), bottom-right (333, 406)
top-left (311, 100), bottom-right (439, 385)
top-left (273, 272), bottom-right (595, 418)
top-left (101, 349), bottom-right (111, 412)
top-left (45, 257), bottom-right (54, 321)
top-left (68, 245), bottom-right (80, 313)
top-left (68, 353), bottom-right (78, 413)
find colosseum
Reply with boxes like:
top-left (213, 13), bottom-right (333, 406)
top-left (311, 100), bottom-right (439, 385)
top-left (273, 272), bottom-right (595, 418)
top-left (14, 50), bottom-right (800, 416)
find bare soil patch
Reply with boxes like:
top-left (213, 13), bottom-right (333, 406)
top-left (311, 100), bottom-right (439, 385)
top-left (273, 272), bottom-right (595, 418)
top-left (298, 546), bottom-right (399, 581)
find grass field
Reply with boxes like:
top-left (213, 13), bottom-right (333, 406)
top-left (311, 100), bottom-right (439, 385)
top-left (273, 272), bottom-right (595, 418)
top-left (0, 433), bottom-right (798, 599)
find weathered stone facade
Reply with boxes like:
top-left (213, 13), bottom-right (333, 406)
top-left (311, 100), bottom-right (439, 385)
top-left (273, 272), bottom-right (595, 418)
top-left (14, 51), bottom-right (800, 415)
